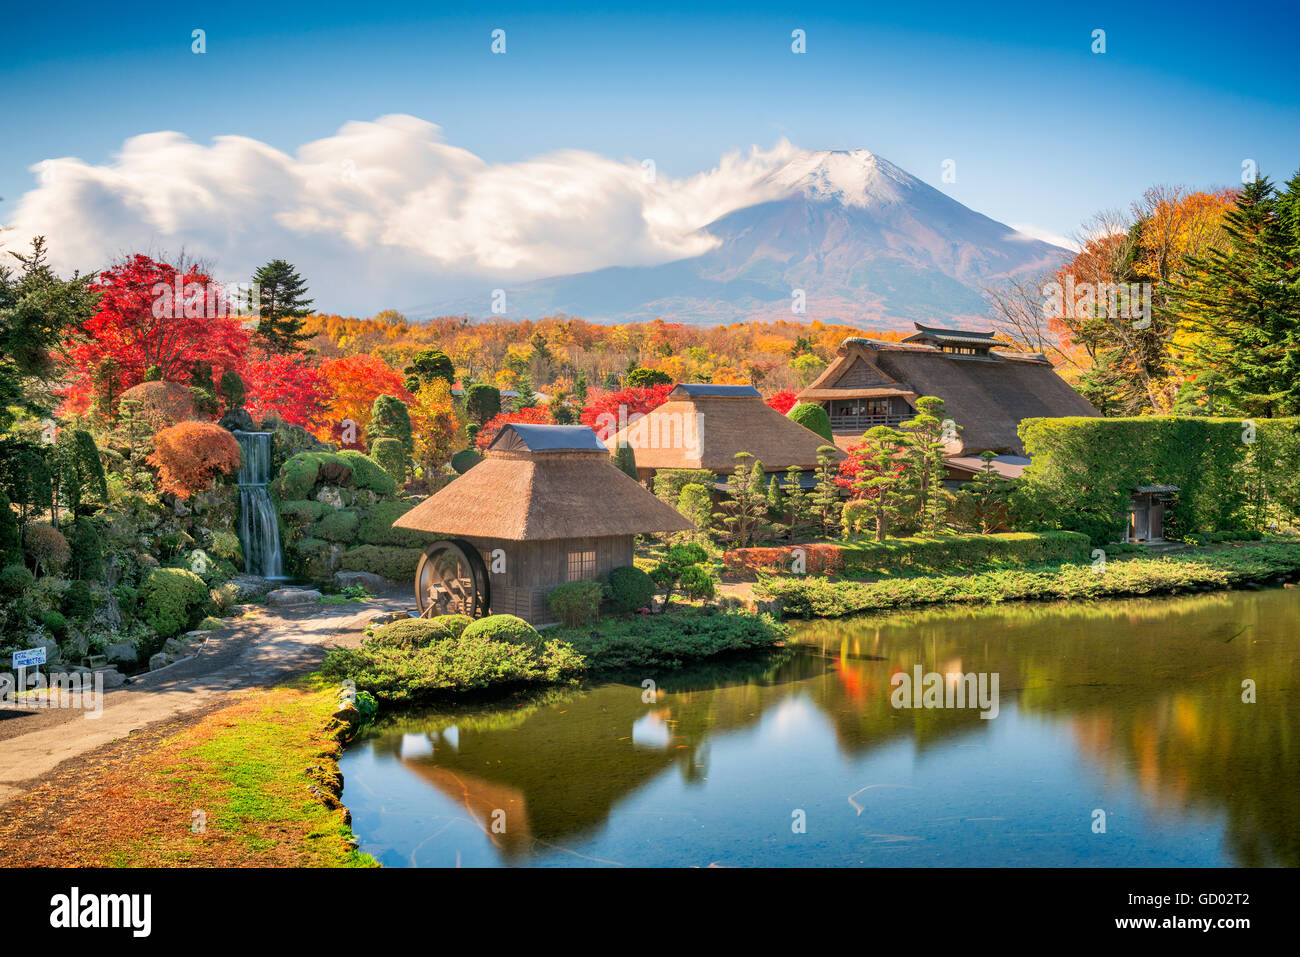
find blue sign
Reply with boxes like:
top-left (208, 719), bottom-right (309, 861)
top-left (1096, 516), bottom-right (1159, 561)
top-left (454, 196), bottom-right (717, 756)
top-left (13, 647), bottom-right (46, 668)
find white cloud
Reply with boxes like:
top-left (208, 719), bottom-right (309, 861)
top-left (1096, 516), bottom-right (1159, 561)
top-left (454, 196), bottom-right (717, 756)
top-left (3, 115), bottom-right (798, 314)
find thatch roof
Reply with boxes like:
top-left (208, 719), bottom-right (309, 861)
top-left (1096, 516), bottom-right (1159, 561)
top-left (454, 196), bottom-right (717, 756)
top-left (603, 383), bottom-right (845, 473)
top-left (393, 423), bottom-right (693, 540)
top-left (798, 333), bottom-right (1098, 455)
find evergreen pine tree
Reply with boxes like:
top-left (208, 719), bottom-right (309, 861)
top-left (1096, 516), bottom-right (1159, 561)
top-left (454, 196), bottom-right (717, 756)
top-left (249, 259), bottom-right (315, 353)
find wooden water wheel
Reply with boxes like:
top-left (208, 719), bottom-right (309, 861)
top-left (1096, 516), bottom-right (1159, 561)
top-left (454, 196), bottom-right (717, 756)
top-left (414, 539), bottom-right (490, 618)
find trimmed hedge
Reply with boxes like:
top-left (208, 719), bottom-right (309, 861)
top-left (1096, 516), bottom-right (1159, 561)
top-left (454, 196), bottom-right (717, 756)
top-left (461, 613), bottom-right (542, 647)
top-left (606, 565), bottom-right (655, 613)
top-left (761, 542), bottom-right (1300, 617)
top-left (725, 532), bottom-right (1092, 578)
top-left (278, 450), bottom-right (397, 500)
top-left (787, 402), bottom-right (833, 441)
top-left (312, 509), bottom-right (361, 544)
top-left (356, 499), bottom-right (425, 547)
top-left (1019, 416), bottom-right (1300, 543)
top-left (339, 545), bottom-right (424, 581)
top-left (367, 618), bottom-right (453, 649)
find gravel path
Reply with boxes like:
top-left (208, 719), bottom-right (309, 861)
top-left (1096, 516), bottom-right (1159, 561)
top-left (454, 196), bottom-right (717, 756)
top-left (0, 590), bottom-right (413, 809)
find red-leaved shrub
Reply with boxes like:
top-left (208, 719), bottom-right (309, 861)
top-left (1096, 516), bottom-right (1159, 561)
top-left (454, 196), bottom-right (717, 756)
top-left (146, 422), bottom-right (242, 498)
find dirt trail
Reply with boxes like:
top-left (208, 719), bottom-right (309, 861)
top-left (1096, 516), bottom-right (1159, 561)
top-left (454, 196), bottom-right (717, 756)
top-left (0, 591), bottom-right (412, 809)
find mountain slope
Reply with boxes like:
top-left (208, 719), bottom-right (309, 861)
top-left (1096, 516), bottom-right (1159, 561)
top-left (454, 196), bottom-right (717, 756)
top-left (424, 149), bottom-right (1067, 329)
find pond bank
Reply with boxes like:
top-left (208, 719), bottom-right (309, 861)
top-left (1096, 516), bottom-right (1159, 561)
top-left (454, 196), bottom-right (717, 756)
top-left (757, 541), bottom-right (1300, 618)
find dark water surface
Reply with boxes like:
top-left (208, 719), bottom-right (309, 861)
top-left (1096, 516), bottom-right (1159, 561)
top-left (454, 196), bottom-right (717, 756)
top-left (339, 588), bottom-right (1300, 867)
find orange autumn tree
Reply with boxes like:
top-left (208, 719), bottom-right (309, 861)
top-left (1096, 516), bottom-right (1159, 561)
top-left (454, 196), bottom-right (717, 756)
top-left (147, 422), bottom-right (242, 498)
top-left (316, 354), bottom-right (412, 447)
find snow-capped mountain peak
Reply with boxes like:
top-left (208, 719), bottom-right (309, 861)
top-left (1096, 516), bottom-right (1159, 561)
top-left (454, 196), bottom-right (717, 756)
top-left (763, 148), bottom-right (915, 208)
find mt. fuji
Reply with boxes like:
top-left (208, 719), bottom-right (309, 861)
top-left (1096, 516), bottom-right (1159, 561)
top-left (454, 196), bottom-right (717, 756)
top-left (429, 149), bottom-right (1068, 329)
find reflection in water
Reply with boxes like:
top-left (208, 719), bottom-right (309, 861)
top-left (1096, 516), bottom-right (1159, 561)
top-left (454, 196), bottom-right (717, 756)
top-left (340, 589), bottom-right (1300, 867)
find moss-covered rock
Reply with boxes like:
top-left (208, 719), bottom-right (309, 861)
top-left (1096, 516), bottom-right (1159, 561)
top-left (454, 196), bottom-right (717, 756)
top-left (312, 509), bottom-right (361, 544)
top-left (338, 450), bottom-right (397, 496)
top-left (339, 545), bottom-right (424, 582)
top-left (280, 499), bottom-right (331, 525)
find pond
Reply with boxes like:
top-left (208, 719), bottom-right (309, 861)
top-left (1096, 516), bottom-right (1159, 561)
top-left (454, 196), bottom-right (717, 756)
top-left (339, 588), bottom-right (1300, 867)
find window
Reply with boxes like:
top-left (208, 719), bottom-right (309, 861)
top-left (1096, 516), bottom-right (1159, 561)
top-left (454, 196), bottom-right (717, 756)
top-left (567, 550), bottom-right (596, 581)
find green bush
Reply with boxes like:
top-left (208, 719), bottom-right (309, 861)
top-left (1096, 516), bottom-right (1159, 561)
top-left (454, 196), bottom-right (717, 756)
top-left (39, 609), bottom-right (67, 639)
top-left (837, 531), bottom-right (1092, 577)
top-left (461, 613), bottom-right (542, 647)
top-left (60, 579), bottom-right (95, 621)
top-left (208, 530), bottom-right (243, 565)
top-left (138, 567), bottom-right (210, 638)
top-left (450, 449), bottom-right (483, 474)
top-left (63, 516), bottom-right (104, 580)
top-left (605, 565), bottom-right (655, 613)
top-left (0, 491), bottom-right (20, 566)
top-left (280, 499), bottom-right (331, 524)
top-left (547, 581), bottom-right (603, 627)
top-left (366, 618), bottom-right (452, 649)
top-left (788, 403), bottom-right (833, 441)
top-left (356, 499), bottom-right (424, 547)
top-left (279, 451), bottom-right (350, 500)
top-left (552, 609), bottom-right (787, 672)
top-left (339, 545), bottom-right (424, 581)
top-left (370, 437), bottom-right (408, 487)
top-left (761, 542), bottom-right (1300, 618)
top-left (611, 442), bottom-right (638, 479)
top-left (433, 613), bottom-right (473, 638)
top-left (653, 468), bottom-right (717, 505)
top-left (1019, 416), bottom-right (1300, 543)
top-left (312, 509), bottom-right (361, 544)
top-left (320, 632), bottom-right (584, 704)
top-left (338, 450), bottom-right (397, 496)
top-left (0, 563), bottom-right (35, 599)
top-left (650, 542), bottom-right (716, 608)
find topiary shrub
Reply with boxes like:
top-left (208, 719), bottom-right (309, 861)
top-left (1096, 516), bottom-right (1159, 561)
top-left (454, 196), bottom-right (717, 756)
top-left (356, 499), bottom-right (423, 547)
top-left (450, 449), bottom-right (483, 474)
top-left (547, 580), bottom-right (604, 627)
top-left (788, 402), bottom-right (833, 441)
top-left (279, 452), bottom-right (350, 500)
top-left (461, 613), bottom-right (542, 647)
top-left (370, 437), bottom-right (407, 487)
top-left (433, 613), bottom-right (473, 638)
top-left (138, 567), bottom-right (210, 638)
top-left (147, 422), bottom-right (242, 498)
top-left (0, 564), bottom-right (34, 601)
top-left (23, 523), bottom-right (70, 575)
top-left (339, 545), bottom-right (424, 581)
top-left (118, 381), bottom-right (196, 430)
top-left (312, 509), bottom-right (361, 544)
top-left (366, 618), bottom-right (452, 649)
top-left (605, 565), bottom-right (655, 613)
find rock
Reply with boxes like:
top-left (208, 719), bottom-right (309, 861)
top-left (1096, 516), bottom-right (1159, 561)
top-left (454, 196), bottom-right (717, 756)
top-left (218, 407), bottom-right (256, 432)
top-left (316, 485), bottom-right (347, 510)
top-left (95, 667), bottom-right (127, 689)
top-left (265, 587), bottom-right (323, 606)
top-left (229, 575), bottom-right (274, 601)
top-left (334, 570), bottom-right (389, 593)
top-left (105, 641), bottom-right (138, 665)
top-left (148, 652), bottom-right (169, 671)
top-left (362, 609), bottom-right (410, 626)
top-left (91, 593), bottom-right (125, 632)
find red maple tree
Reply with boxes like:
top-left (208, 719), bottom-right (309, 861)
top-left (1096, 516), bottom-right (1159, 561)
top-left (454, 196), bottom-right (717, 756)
top-left (764, 390), bottom-right (798, 414)
top-left (241, 354), bottom-right (329, 431)
top-left (579, 383), bottom-right (673, 440)
top-left (474, 406), bottom-right (553, 449)
top-left (63, 255), bottom-right (250, 412)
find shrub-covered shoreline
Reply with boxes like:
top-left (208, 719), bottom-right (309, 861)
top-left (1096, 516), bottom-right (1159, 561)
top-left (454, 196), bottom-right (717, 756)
top-left (759, 542), bottom-right (1300, 618)
top-left (321, 608), bottom-right (787, 706)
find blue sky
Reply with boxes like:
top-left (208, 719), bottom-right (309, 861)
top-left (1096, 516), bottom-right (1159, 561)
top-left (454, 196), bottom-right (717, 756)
top-left (2, 0), bottom-right (1297, 308)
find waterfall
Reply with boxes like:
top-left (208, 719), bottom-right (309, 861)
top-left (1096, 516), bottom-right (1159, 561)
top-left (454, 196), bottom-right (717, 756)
top-left (232, 431), bottom-right (285, 579)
